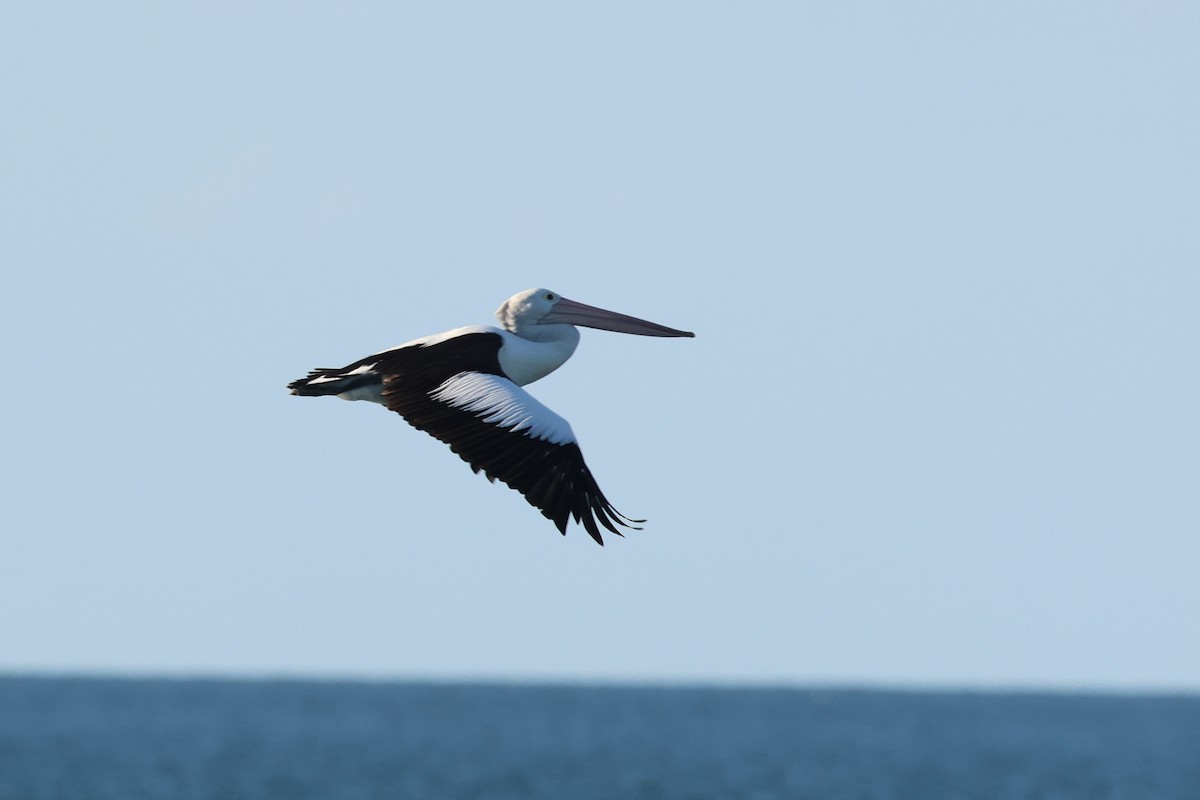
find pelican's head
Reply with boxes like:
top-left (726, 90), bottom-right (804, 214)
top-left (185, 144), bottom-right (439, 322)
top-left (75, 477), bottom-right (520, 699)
top-left (496, 288), bottom-right (695, 340)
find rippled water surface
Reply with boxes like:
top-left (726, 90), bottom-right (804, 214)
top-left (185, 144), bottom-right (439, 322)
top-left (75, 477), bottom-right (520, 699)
top-left (1, 676), bottom-right (1197, 799)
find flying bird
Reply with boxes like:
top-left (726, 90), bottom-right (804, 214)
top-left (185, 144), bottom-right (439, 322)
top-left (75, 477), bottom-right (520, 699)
top-left (287, 288), bottom-right (694, 544)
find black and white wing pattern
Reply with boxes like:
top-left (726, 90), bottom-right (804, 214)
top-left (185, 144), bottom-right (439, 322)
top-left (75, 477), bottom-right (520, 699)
top-left (374, 333), bottom-right (642, 544)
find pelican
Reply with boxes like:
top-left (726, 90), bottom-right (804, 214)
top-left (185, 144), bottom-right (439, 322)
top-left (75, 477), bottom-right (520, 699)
top-left (287, 288), bottom-right (694, 544)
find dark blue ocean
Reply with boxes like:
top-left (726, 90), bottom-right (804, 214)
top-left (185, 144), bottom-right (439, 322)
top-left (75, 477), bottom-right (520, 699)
top-left (1, 676), bottom-right (1197, 799)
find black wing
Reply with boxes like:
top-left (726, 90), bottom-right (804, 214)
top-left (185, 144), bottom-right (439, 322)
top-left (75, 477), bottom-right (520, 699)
top-left (375, 333), bottom-right (642, 544)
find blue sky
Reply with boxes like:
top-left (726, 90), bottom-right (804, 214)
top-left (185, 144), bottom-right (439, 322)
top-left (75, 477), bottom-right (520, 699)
top-left (2, 3), bottom-right (1197, 690)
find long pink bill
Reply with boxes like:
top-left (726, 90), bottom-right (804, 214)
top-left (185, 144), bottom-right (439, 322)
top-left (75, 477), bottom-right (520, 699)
top-left (542, 297), bottom-right (695, 338)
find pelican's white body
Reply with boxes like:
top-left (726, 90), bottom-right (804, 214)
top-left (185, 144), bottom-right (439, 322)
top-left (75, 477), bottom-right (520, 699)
top-left (333, 324), bottom-right (580, 404)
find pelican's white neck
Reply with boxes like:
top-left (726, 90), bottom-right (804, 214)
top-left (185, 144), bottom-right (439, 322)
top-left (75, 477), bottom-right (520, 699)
top-left (497, 327), bottom-right (580, 385)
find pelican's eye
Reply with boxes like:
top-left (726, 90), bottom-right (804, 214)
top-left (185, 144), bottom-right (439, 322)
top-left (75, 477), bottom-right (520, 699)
top-left (544, 293), bottom-right (555, 301)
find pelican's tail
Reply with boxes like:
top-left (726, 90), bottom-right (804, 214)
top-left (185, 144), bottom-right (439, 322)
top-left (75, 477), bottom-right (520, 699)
top-left (287, 369), bottom-right (383, 403)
